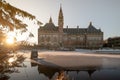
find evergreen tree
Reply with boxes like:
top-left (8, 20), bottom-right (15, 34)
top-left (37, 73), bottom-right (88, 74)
top-left (0, 0), bottom-right (42, 31)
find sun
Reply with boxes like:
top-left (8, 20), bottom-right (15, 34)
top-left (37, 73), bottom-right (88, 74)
top-left (6, 36), bottom-right (15, 44)
top-left (6, 31), bottom-right (16, 45)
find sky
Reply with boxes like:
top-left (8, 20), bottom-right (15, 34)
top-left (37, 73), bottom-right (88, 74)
top-left (5, 0), bottom-right (120, 43)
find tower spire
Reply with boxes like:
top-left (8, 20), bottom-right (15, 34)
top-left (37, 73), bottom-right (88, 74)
top-left (59, 4), bottom-right (63, 18)
top-left (58, 4), bottom-right (64, 33)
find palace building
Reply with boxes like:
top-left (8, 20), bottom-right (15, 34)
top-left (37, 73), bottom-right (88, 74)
top-left (38, 6), bottom-right (103, 49)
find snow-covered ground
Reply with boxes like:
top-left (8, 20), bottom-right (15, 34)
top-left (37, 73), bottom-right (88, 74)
top-left (75, 49), bottom-right (94, 53)
top-left (75, 48), bottom-right (120, 54)
top-left (94, 48), bottom-right (120, 53)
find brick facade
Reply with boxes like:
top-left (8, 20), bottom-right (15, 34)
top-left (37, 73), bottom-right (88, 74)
top-left (38, 7), bottom-right (103, 49)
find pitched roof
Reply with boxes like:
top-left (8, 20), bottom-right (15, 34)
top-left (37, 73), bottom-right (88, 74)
top-left (87, 22), bottom-right (101, 33)
top-left (38, 21), bottom-right (102, 34)
top-left (63, 22), bottom-right (102, 34)
top-left (38, 17), bottom-right (59, 33)
top-left (39, 23), bottom-right (58, 32)
top-left (63, 28), bottom-right (87, 34)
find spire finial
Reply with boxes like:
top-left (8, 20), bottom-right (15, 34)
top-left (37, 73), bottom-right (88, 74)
top-left (90, 22), bottom-right (92, 26)
top-left (60, 3), bottom-right (62, 8)
top-left (49, 16), bottom-right (52, 23)
top-left (59, 3), bottom-right (63, 13)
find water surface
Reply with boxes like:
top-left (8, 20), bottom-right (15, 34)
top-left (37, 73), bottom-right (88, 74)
top-left (2, 51), bottom-right (120, 80)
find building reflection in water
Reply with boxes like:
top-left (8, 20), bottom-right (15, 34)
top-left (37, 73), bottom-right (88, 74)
top-left (2, 59), bottom-right (120, 80)
top-left (31, 61), bottom-right (120, 80)
top-left (31, 62), bottom-right (97, 80)
top-left (37, 63), bottom-right (61, 79)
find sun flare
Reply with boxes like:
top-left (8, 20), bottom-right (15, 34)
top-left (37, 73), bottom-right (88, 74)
top-left (6, 31), bottom-right (16, 44)
top-left (6, 36), bottom-right (14, 44)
